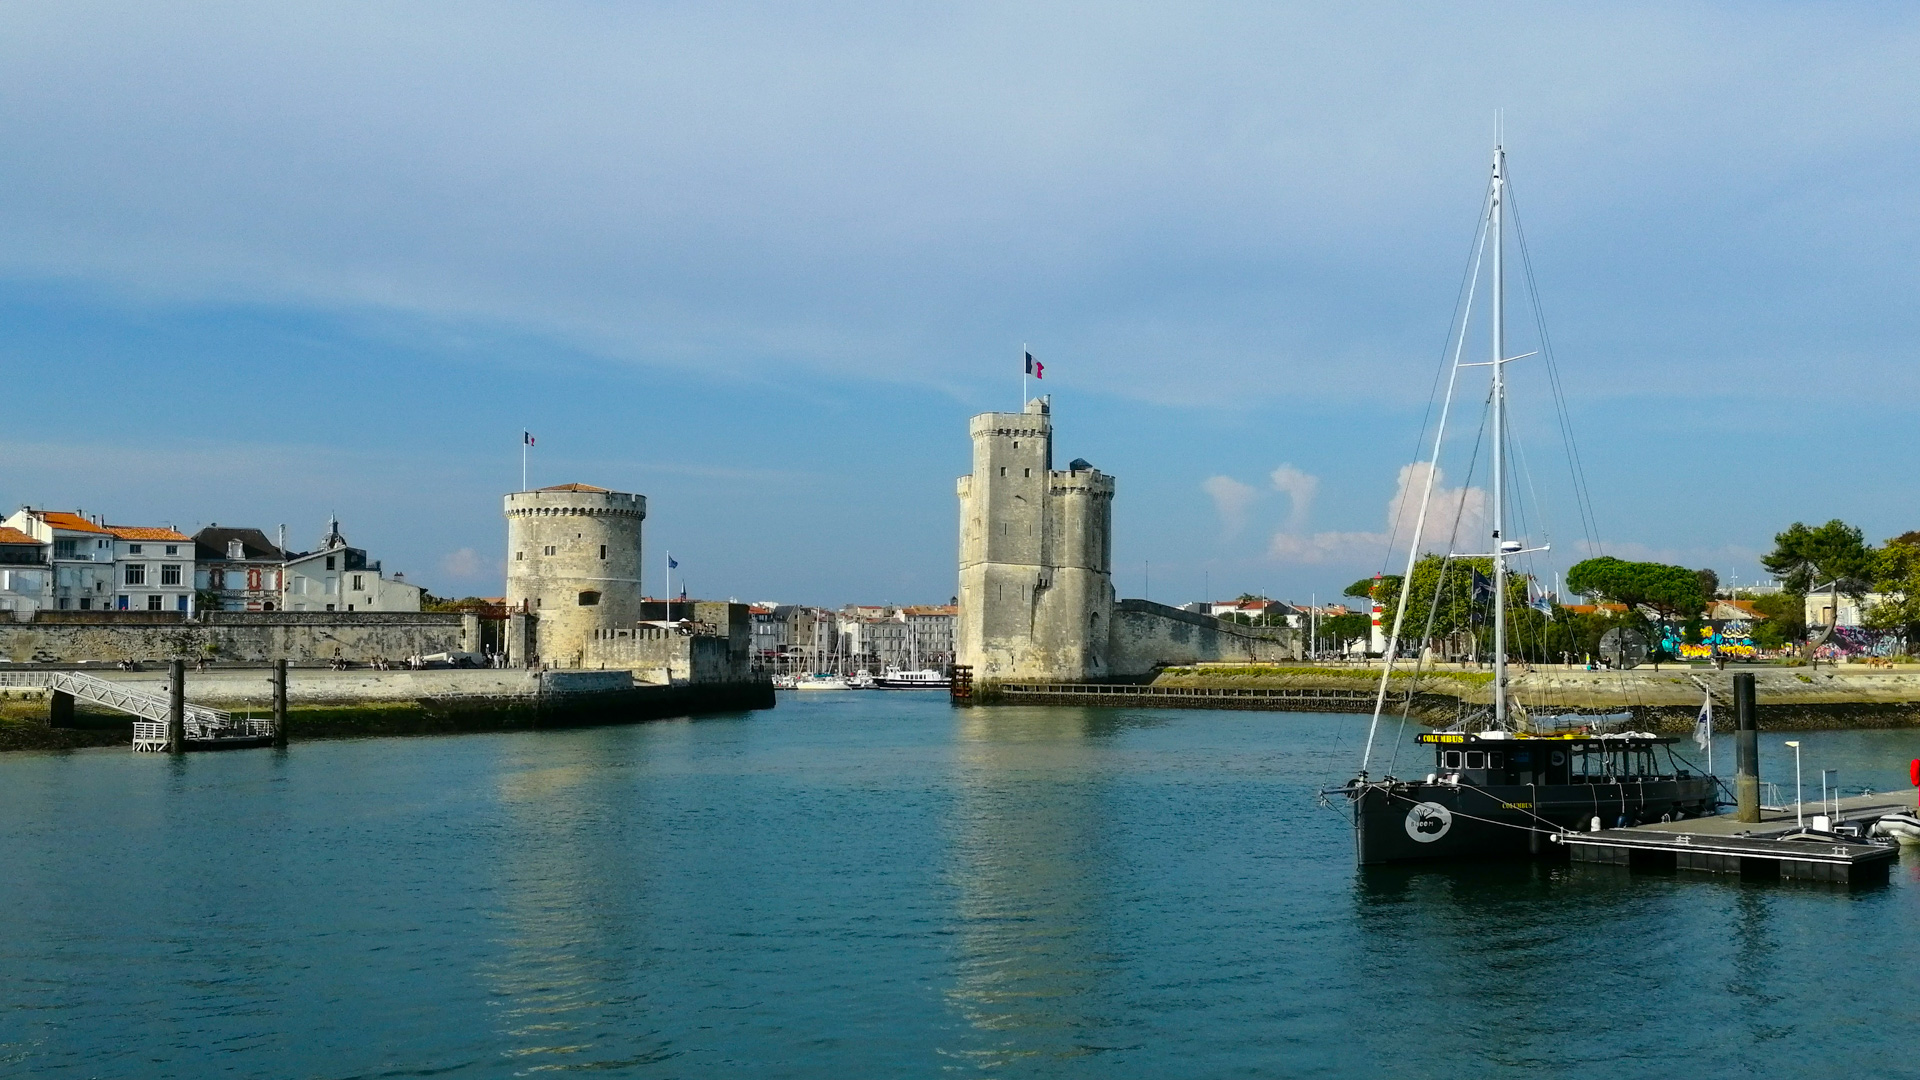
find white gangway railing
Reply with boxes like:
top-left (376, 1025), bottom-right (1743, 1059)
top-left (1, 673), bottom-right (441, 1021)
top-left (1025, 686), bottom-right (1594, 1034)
top-left (0, 670), bottom-right (262, 752)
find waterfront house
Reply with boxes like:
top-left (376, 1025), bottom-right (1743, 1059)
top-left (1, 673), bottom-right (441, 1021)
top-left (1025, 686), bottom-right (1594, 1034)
top-left (0, 526), bottom-right (50, 615)
top-left (192, 526), bottom-right (287, 611)
top-left (1, 509), bottom-right (116, 610)
top-left (106, 525), bottom-right (195, 612)
top-left (280, 518), bottom-right (422, 612)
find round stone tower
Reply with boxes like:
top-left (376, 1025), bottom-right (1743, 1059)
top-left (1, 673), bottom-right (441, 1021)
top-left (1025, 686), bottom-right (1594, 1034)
top-left (504, 483), bottom-right (646, 667)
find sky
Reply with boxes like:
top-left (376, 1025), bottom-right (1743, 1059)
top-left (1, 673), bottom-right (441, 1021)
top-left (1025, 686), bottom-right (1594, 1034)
top-left (2, 2), bottom-right (1917, 607)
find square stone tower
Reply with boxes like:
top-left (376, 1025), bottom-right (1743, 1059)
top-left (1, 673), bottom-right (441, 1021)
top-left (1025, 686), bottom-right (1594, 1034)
top-left (956, 397), bottom-right (1115, 682)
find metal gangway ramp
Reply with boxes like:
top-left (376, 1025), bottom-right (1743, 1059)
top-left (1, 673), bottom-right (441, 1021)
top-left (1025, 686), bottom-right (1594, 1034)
top-left (0, 670), bottom-right (266, 751)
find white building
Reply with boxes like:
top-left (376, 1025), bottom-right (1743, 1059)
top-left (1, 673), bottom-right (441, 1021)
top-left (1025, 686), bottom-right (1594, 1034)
top-left (1806, 588), bottom-right (1893, 630)
top-left (0, 526), bottom-right (49, 615)
top-left (901, 605), bottom-right (957, 669)
top-left (193, 526), bottom-right (286, 611)
top-left (2, 509), bottom-right (117, 610)
top-left (106, 526), bottom-right (195, 612)
top-left (281, 518), bottom-right (422, 612)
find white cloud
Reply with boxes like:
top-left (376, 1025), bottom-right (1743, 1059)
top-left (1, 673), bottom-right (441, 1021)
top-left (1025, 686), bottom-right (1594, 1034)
top-left (1267, 530), bottom-right (1386, 565)
top-left (1202, 475), bottom-right (1260, 537)
top-left (441, 548), bottom-right (486, 579)
top-left (1268, 464), bottom-right (1319, 531)
top-left (1268, 461), bottom-right (1489, 566)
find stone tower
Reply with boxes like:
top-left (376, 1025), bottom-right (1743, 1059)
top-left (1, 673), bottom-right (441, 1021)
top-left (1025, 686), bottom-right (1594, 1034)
top-left (956, 397), bottom-right (1115, 682)
top-left (504, 483), bottom-right (646, 667)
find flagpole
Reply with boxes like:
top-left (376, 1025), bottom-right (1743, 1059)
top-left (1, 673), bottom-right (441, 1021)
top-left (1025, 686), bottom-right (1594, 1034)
top-left (521, 434), bottom-right (527, 492)
top-left (1022, 343), bottom-right (1028, 408)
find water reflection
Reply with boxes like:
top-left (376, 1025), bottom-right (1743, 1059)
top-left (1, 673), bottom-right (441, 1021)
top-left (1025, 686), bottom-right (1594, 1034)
top-left (478, 737), bottom-right (675, 1072)
top-left (940, 708), bottom-right (1124, 1068)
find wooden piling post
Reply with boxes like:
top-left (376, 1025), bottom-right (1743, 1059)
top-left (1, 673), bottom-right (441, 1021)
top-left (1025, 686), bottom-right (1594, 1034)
top-left (272, 659), bottom-right (288, 748)
top-left (1734, 672), bottom-right (1758, 822)
top-left (168, 658), bottom-right (187, 755)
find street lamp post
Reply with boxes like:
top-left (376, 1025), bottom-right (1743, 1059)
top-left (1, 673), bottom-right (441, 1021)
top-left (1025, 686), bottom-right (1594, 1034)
top-left (1784, 740), bottom-right (1804, 828)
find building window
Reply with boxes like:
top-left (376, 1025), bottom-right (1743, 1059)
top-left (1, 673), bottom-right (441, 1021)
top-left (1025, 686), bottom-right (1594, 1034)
top-left (325, 556), bottom-right (336, 570)
top-left (347, 604), bottom-right (355, 611)
top-left (1024, 468), bottom-right (1030, 477)
top-left (599, 545), bottom-right (607, 560)
top-left (325, 603), bottom-right (335, 611)
top-left (352, 574), bottom-right (363, 590)
top-left (161, 564), bottom-right (182, 586)
top-left (124, 564), bottom-right (147, 586)
top-left (578, 591), bottom-right (601, 606)
top-left (165, 545), bottom-right (178, 556)
top-left (176, 595), bottom-right (187, 611)
top-left (77, 597), bottom-right (88, 610)
top-left (228, 540), bottom-right (244, 559)
top-left (543, 545), bottom-right (556, 556)
top-left (999, 467), bottom-right (1006, 476)
top-left (516, 551), bottom-right (524, 561)
top-left (129, 544), bottom-right (143, 555)
top-left (147, 594), bottom-right (163, 611)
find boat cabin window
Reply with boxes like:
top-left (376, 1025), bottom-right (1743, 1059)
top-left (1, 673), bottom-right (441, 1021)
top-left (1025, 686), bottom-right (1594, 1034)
top-left (1465, 751), bottom-right (1485, 769)
top-left (1442, 750), bottom-right (1462, 769)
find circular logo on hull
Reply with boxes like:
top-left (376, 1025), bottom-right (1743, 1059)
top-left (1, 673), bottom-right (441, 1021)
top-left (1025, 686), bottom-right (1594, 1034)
top-left (1405, 802), bottom-right (1453, 842)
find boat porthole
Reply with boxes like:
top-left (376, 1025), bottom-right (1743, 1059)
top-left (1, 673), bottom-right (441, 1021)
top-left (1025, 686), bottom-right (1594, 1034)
top-left (1550, 751), bottom-right (1565, 767)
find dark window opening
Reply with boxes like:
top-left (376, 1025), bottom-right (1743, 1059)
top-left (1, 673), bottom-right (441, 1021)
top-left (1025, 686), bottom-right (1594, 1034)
top-left (578, 591), bottom-right (601, 606)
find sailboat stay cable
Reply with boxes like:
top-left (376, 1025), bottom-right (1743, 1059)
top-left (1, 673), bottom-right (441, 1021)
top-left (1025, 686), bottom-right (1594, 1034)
top-left (1506, 181), bottom-right (1603, 560)
top-left (1373, 181), bottom-right (1498, 576)
top-left (1359, 178), bottom-right (1495, 775)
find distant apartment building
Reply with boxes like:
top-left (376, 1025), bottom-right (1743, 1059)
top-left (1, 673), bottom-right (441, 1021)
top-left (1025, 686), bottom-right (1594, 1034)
top-left (0, 526), bottom-right (49, 615)
top-left (193, 526), bottom-right (287, 611)
top-left (2, 509), bottom-right (117, 610)
top-left (902, 604), bottom-right (957, 669)
top-left (280, 519), bottom-right (423, 612)
top-left (106, 526), bottom-right (195, 612)
top-left (840, 608), bottom-right (912, 671)
top-left (780, 605), bottom-right (839, 670)
top-left (748, 604), bottom-right (784, 664)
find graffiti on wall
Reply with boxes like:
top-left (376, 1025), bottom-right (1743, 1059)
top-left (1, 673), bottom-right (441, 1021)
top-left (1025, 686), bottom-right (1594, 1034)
top-left (1814, 626), bottom-right (1906, 660)
top-left (1657, 620), bottom-right (1758, 661)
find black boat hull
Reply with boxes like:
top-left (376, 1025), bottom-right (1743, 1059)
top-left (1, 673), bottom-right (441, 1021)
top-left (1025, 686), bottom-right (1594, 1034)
top-left (1351, 777), bottom-right (1719, 865)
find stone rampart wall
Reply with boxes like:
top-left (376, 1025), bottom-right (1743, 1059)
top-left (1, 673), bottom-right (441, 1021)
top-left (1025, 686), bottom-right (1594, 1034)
top-left (1108, 600), bottom-right (1298, 677)
top-left (583, 626), bottom-right (755, 684)
top-left (0, 611), bottom-right (478, 664)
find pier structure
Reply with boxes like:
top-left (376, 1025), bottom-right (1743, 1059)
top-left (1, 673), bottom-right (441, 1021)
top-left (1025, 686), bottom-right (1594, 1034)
top-left (1558, 788), bottom-right (1910, 884)
top-left (504, 483), bottom-right (647, 668)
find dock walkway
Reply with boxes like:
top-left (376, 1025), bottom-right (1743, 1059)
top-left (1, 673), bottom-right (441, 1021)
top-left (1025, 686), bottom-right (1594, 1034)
top-left (1560, 787), bottom-right (1915, 884)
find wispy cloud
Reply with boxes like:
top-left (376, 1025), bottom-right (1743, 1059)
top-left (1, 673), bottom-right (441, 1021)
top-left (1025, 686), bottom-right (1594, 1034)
top-left (1268, 461), bottom-right (1488, 567)
top-left (1202, 475), bottom-right (1260, 537)
top-left (1269, 464), bottom-right (1319, 531)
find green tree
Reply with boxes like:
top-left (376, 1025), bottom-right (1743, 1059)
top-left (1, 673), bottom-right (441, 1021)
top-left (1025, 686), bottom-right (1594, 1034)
top-left (1761, 519), bottom-right (1874, 641)
top-left (1866, 531), bottom-right (1920, 652)
top-left (1695, 567), bottom-right (1720, 601)
top-left (1316, 611), bottom-right (1372, 652)
top-left (1748, 590), bottom-right (1804, 650)
top-left (1565, 556), bottom-right (1705, 621)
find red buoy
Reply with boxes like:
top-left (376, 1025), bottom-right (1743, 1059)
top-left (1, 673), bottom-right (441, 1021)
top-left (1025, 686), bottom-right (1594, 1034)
top-left (1911, 758), bottom-right (1919, 787)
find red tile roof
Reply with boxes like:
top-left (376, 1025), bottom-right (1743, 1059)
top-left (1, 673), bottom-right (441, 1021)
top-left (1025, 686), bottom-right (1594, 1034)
top-left (0, 526), bottom-right (40, 545)
top-left (35, 511), bottom-right (111, 535)
top-left (106, 525), bottom-right (193, 542)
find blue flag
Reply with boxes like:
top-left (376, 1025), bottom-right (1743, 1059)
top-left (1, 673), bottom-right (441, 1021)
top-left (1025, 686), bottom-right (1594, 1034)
top-left (668, 556), bottom-right (678, 569)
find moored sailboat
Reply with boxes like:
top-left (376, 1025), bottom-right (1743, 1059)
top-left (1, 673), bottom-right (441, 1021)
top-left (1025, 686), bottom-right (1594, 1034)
top-left (1340, 143), bottom-right (1719, 864)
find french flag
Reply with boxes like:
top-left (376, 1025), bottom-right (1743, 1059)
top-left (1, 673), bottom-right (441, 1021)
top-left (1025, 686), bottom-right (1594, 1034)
top-left (1025, 352), bottom-right (1043, 379)
top-left (523, 431), bottom-right (536, 446)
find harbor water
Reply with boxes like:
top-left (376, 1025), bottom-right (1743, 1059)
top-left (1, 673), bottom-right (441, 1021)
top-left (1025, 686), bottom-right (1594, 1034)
top-left (3, 693), bottom-right (1918, 1078)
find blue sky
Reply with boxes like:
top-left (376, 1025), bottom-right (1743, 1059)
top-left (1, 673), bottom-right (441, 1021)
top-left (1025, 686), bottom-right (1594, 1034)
top-left (2, 2), bottom-right (1917, 606)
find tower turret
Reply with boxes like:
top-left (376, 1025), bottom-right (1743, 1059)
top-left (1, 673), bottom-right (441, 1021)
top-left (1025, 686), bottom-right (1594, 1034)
top-left (504, 483), bottom-right (646, 667)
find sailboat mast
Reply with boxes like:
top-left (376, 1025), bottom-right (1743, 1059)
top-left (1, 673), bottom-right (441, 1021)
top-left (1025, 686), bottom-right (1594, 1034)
top-left (1490, 143), bottom-right (1509, 727)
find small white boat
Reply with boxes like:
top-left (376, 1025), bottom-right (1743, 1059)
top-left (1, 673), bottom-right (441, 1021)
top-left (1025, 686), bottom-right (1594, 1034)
top-left (875, 668), bottom-right (952, 690)
top-left (1870, 812), bottom-right (1920, 845)
top-left (771, 674), bottom-right (798, 690)
top-left (793, 673), bottom-right (849, 691)
top-left (846, 671), bottom-right (876, 690)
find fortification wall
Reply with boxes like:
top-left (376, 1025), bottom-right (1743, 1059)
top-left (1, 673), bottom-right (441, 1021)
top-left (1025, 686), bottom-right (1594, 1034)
top-left (1108, 600), bottom-right (1298, 677)
top-left (582, 626), bottom-right (753, 685)
top-left (0, 611), bottom-right (477, 664)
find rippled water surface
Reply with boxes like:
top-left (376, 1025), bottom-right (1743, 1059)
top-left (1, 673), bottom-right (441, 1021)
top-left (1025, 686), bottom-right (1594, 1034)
top-left (3, 694), bottom-right (1918, 1078)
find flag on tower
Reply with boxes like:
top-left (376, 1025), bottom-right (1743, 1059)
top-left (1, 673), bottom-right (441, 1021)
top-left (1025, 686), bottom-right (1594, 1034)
top-left (668, 555), bottom-right (678, 569)
top-left (1025, 351), bottom-right (1043, 379)
top-left (523, 431), bottom-right (536, 446)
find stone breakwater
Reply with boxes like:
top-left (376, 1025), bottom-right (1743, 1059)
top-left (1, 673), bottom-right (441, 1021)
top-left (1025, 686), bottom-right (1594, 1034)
top-left (0, 666), bottom-right (774, 750)
top-left (1153, 664), bottom-right (1920, 731)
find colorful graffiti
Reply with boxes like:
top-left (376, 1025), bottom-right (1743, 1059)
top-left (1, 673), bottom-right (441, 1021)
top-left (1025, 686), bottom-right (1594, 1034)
top-left (1814, 626), bottom-right (1907, 660)
top-left (1657, 620), bottom-right (1758, 661)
